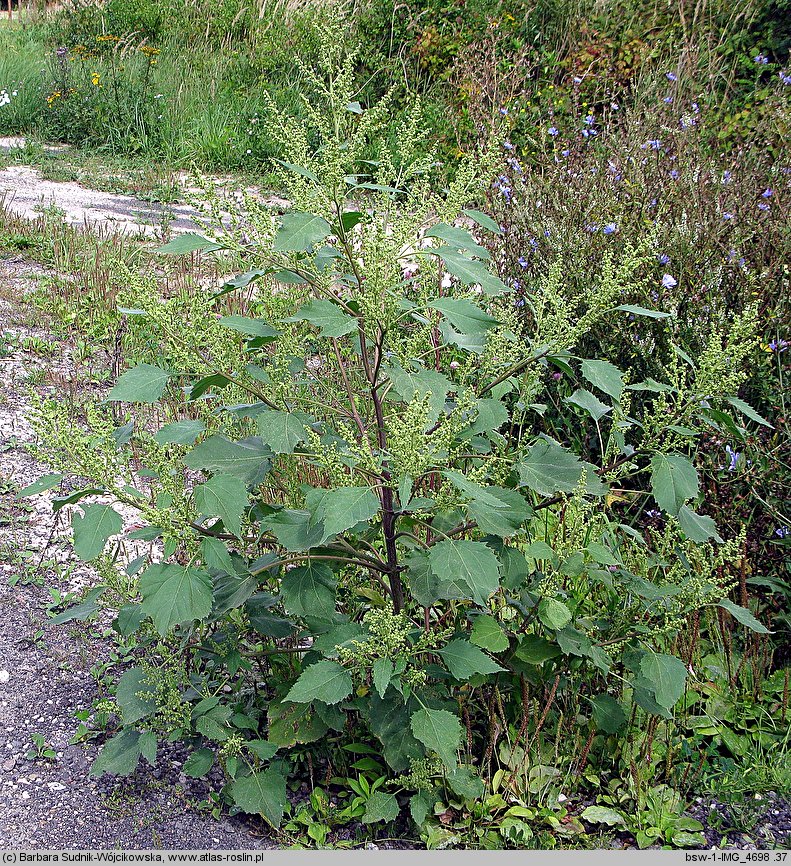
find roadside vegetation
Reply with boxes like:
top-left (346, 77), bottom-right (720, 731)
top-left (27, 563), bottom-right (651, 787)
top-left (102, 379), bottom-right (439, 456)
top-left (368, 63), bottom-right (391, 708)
top-left (0, 0), bottom-right (789, 850)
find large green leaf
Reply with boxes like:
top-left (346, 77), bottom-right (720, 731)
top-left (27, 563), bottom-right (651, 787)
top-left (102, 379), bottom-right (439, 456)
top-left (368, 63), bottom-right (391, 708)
top-left (256, 411), bottom-right (309, 454)
top-left (90, 730), bottom-right (142, 777)
top-left (17, 473), bottom-right (64, 497)
top-left (447, 765), bottom-right (485, 800)
top-left (139, 563), bottom-right (213, 635)
top-left (372, 657), bottom-right (394, 698)
top-left (153, 420), bottom-right (206, 446)
top-left (280, 563), bottom-right (337, 623)
top-left (306, 486), bottom-right (381, 542)
top-left (650, 453), bottom-right (699, 515)
top-left (273, 213), bottom-right (331, 251)
top-left (183, 748), bottom-right (214, 778)
top-left (72, 504), bottom-right (122, 561)
top-left (462, 208), bottom-right (501, 234)
top-left (193, 474), bottom-right (248, 539)
top-left (424, 223), bottom-right (491, 258)
top-left (718, 598), bottom-right (770, 634)
top-left (427, 540), bottom-right (501, 605)
top-left (262, 509), bottom-right (325, 552)
top-left (410, 708), bottom-right (462, 770)
top-left (50, 585), bottom-right (108, 625)
top-left (285, 660), bottom-right (353, 705)
top-left (470, 615), bottom-right (509, 652)
top-left (726, 396), bottom-right (772, 428)
top-left (290, 299), bottom-right (357, 337)
top-left (538, 598), bottom-right (572, 631)
top-left (116, 667), bottom-right (156, 725)
top-left (107, 363), bottom-right (171, 403)
top-left (218, 316), bottom-right (278, 339)
top-left (444, 472), bottom-right (529, 537)
top-left (565, 388), bottom-right (611, 421)
top-left (428, 298), bottom-right (499, 355)
top-left (184, 436), bottom-right (270, 484)
top-left (678, 505), bottom-right (723, 543)
top-left (230, 768), bottom-right (287, 827)
top-left (518, 439), bottom-right (606, 497)
top-left (639, 652), bottom-right (687, 709)
top-left (367, 693), bottom-right (425, 771)
top-left (581, 805), bottom-right (626, 826)
top-left (581, 359), bottom-right (625, 401)
top-left (513, 635), bottom-right (561, 665)
top-left (616, 304), bottom-right (670, 319)
top-left (590, 694), bottom-right (627, 734)
top-left (362, 792), bottom-right (400, 824)
top-left (438, 639), bottom-right (505, 680)
top-left (431, 247), bottom-right (509, 295)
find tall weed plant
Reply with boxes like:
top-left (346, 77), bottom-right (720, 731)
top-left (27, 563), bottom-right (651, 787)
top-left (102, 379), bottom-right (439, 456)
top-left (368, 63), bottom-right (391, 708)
top-left (23, 32), bottom-right (783, 848)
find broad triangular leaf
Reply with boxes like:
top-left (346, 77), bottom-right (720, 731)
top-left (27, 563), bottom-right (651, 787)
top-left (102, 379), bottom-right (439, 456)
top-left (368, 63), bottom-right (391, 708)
top-left (262, 509), bottom-right (325, 552)
top-left (157, 233), bottom-right (225, 254)
top-left (194, 474), bottom-right (248, 539)
top-left (410, 708), bottom-right (462, 770)
top-left (18, 473), bottom-right (64, 497)
top-left (290, 299), bottom-right (357, 337)
top-left (590, 694), bottom-right (627, 734)
top-left (718, 598), bottom-right (770, 634)
top-left (90, 730), bottom-right (141, 777)
top-left (538, 598), bottom-right (572, 631)
top-left (72, 504), bottom-right (122, 561)
top-left (139, 563), bottom-right (213, 635)
top-left (363, 792), bottom-right (400, 824)
top-left (565, 388), bottom-right (611, 421)
top-left (285, 660), bottom-right (353, 705)
top-left (372, 657), bottom-right (394, 699)
top-left (581, 359), bottom-right (625, 400)
top-left (438, 639), bottom-right (505, 680)
top-left (308, 486), bottom-right (380, 542)
top-left (230, 768), bottom-right (287, 827)
top-left (184, 436), bottom-right (270, 484)
top-left (678, 505), bottom-right (723, 543)
top-left (470, 615), bottom-right (509, 652)
top-left (650, 453), bottom-right (699, 515)
top-left (280, 563), bottom-right (337, 623)
top-left (153, 420), bottom-right (205, 446)
top-left (428, 540), bottom-right (501, 605)
top-left (273, 213), bottom-right (331, 251)
top-left (639, 652), bottom-right (687, 709)
top-left (218, 316), bottom-right (278, 339)
top-left (518, 439), bottom-right (606, 496)
top-left (108, 363), bottom-right (171, 403)
top-left (116, 667), bottom-right (157, 725)
top-left (726, 397), bottom-right (772, 428)
top-left (256, 411), bottom-right (309, 454)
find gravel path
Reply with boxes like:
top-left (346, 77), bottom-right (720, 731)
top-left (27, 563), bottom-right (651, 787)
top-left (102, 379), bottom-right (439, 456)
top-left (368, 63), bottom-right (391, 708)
top-left (0, 164), bottom-right (199, 236)
top-left (0, 257), bottom-right (273, 849)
